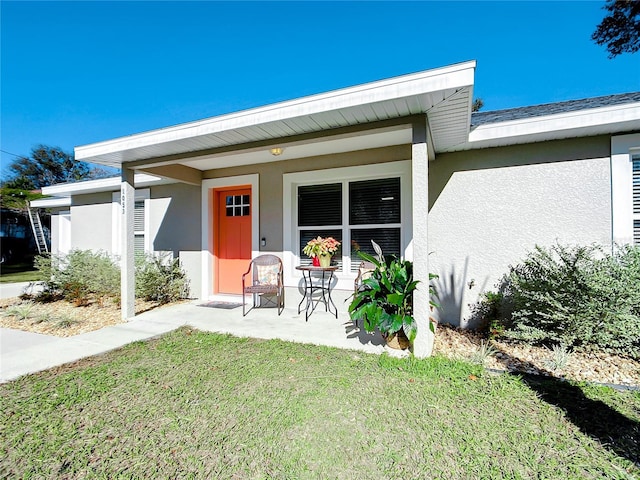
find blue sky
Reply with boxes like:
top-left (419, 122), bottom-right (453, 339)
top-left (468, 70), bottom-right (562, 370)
top-left (1, 1), bottom-right (639, 178)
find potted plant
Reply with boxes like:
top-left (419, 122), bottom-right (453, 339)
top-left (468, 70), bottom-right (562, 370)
top-left (302, 236), bottom-right (341, 267)
top-left (348, 240), bottom-right (438, 349)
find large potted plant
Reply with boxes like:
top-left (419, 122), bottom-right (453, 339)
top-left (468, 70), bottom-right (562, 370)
top-left (348, 241), bottom-right (437, 349)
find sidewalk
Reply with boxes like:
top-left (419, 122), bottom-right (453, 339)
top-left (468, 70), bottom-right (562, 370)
top-left (0, 305), bottom-right (189, 383)
top-left (1, 294), bottom-right (386, 383)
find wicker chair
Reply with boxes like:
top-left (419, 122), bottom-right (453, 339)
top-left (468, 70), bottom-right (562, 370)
top-left (354, 261), bottom-right (376, 294)
top-left (242, 255), bottom-right (284, 316)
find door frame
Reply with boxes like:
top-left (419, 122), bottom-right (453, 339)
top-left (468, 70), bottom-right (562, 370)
top-left (213, 186), bottom-right (252, 294)
top-left (201, 174), bottom-right (260, 299)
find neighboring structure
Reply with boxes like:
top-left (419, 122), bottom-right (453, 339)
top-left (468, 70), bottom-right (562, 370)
top-left (33, 61), bottom-right (640, 354)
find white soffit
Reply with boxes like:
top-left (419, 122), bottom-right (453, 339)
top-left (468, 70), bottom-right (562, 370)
top-left (75, 61), bottom-right (476, 167)
top-left (175, 128), bottom-right (412, 171)
top-left (455, 102), bottom-right (640, 151)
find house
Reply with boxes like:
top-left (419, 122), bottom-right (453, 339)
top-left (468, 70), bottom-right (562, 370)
top-left (32, 61), bottom-right (640, 357)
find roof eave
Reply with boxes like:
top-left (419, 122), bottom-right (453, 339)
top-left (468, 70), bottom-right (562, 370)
top-left (75, 61), bottom-right (477, 166)
top-left (446, 102), bottom-right (640, 151)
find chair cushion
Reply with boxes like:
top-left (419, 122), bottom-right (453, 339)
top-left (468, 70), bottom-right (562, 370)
top-left (256, 264), bottom-right (279, 285)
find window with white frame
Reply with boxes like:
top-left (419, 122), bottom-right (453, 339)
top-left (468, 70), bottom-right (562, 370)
top-left (611, 135), bottom-right (640, 247)
top-left (633, 155), bottom-right (639, 245)
top-left (296, 176), bottom-right (402, 272)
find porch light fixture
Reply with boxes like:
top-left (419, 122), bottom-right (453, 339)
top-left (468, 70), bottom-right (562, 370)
top-left (270, 147), bottom-right (284, 156)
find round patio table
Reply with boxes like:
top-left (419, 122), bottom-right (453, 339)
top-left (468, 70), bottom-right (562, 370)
top-left (295, 265), bottom-right (338, 321)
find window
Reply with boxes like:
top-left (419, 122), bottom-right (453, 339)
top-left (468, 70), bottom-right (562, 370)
top-left (134, 200), bottom-right (145, 255)
top-left (296, 177), bottom-right (402, 271)
top-left (112, 189), bottom-right (149, 255)
top-left (633, 156), bottom-right (639, 245)
top-left (226, 194), bottom-right (250, 217)
top-left (611, 135), bottom-right (640, 246)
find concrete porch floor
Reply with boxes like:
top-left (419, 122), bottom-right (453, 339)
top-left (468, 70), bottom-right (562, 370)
top-left (175, 287), bottom-right (387, 354)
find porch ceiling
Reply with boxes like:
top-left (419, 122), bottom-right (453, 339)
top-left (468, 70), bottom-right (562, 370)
top-left (75, 61), bottom-right (476, 169)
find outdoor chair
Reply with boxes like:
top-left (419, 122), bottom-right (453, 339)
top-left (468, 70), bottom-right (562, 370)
top-left (242, 254), bottom-right (284, 316)
top-left (354, 261), bottom-right (376, 294)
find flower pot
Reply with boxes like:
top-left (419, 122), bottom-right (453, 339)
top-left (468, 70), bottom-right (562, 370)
top-left (384, 330), bottom-right (411, 350)
top-left (319, 254), bottom-right (331, 268)
top-left (312, 256), bottom-right (320, 267)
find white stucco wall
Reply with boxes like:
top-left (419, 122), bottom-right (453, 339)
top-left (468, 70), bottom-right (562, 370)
top-left (50, 210), bottom-right (71, 255)
top-left (428, 153), bottom-right (612, 328)
top-left (70, 193), bottom-right (113, 252)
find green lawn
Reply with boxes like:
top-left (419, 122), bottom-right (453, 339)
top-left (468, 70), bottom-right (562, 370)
top-left (1, 329), bottom-right (638, 479)
top-left (0, 262), bottom-right (39, 283)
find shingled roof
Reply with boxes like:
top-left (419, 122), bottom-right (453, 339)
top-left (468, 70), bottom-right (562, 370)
top-left (471, 92), bottom-right (640, 127)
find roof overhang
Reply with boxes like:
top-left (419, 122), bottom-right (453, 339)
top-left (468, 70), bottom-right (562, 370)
top-left (451, 101), bottom-right (640, 151)
top-left (75, 61), bottom-right (476, 169)
top-left (30, 197), bottom-right (72, 208)
top-left (40, 173), bottom-right (172, 197)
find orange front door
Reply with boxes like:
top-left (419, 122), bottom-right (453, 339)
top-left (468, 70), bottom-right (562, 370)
top-left (215, 188), bottom-right (252, 294)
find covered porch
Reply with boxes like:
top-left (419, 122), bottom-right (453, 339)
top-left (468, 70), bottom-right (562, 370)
top-left (74, 61), bottom-right (477, 358)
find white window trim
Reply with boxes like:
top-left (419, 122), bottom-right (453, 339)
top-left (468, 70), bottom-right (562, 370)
top-left (111, 188), bottom-right (150, 255)
top-left (283, 160), bottom-right (412, 290)
top-left (611, 134), bottom-right (640, 246)
top-left (200, 174), bottom-right (260, 300)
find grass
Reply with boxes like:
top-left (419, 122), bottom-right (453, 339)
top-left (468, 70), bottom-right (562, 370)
top-left (1, 329), bottom-right (638, 479)
top-left (0, 261), bottom-right (39, 283)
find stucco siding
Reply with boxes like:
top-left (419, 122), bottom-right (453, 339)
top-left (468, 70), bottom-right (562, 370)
top-left (202, 145), bottom-right (410, 253)
top-left (149, 183), bottom-right (202, 296)
top-left (70, 193), bottom-right (113, 252)
top-left (428, 136), bottom-right (612, 328)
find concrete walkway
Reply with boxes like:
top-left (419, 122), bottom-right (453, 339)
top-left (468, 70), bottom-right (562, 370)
top-left (1, 292), bottom-right (389, 383)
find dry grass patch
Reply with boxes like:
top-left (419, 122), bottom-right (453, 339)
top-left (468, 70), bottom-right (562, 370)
top-left (0, 297), bottom-right (167, 337)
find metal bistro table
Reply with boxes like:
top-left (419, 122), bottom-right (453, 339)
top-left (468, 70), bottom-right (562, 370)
top-left (296, 265), bottom-right (338, 321)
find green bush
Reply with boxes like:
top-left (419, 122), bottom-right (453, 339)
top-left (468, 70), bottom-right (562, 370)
top-left (36, 250), bottom-right (120, 305)
top-left (502, 243), bottom-right (640, 359)
top-left (135, 254), bottom-right (190, 304)
top-left (35, 250), bottom-right (190, 306)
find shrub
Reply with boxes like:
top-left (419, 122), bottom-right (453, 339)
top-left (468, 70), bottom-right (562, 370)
top-left (502, 243), bottom-right (640, 359)
top-left (35, 250), bottom-right (120, 305)
top-left (135, 254), bottom-right (189, 304)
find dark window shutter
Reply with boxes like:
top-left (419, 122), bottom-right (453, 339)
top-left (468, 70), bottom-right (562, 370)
top-left (349, 178), bottom-right (400, 225)
top-left (350, 228), bottom-right (401, 271)
top-left (298, 184), bottom-right (342, 226)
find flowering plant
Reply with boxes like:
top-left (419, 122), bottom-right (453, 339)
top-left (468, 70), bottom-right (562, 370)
top-left (302, 236), bottom-right (341, 258)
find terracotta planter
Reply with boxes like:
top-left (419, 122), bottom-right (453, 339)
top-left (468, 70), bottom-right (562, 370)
top-left (319, 254), bottom-right (332, 268)
top-left (384, 330), bottom-right (411, 350)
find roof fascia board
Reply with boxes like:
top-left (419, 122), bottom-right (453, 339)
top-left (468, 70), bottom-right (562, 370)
top-left (468, 102), bottom-right (640, 144)
top-left (41, 173), bottom-right (167, 197)
top-left (30, 197), bottom-right (72, 208)
top-left (75, 61), bottom-right (476, 162)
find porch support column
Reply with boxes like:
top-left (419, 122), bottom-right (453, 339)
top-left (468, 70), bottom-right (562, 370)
top-left (121, 167), bottom-right (135, 320)
top-left (411, 116), bottom-right (434, 358)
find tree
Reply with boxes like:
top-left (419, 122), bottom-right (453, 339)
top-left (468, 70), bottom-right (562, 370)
top-left (3, 144), bottom-right (111, 190)
top-left (592, 0), bottom-right (640, 58)
top-left (472, 98), bottom-right (484, 112)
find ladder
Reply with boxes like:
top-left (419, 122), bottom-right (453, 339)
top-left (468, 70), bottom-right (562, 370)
top-left (27, 205), bottom-right (49, 254)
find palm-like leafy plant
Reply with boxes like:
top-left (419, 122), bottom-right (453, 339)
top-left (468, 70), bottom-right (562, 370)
top-left (348, 241), bottom-right (436, 343)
